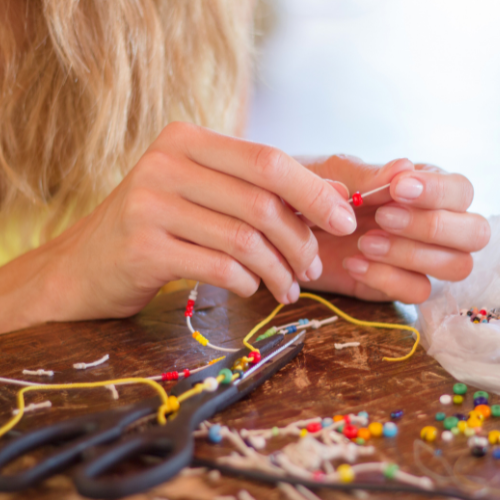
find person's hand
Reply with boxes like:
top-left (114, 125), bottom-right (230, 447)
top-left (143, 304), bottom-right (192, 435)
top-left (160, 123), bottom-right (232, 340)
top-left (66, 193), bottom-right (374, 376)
top-left (302, 155), bottom-right (491, 303)
top-left (3, 123), bottom-right (359, 330)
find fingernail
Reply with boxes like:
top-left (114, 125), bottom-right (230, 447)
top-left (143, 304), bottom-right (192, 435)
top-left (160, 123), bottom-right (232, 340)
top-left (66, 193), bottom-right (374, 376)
top-left (329, 205), bottom-right (357, 234)
top-left (342, 257), bottom-right (369, 274)
top-left (358, 235), bottom-right (390, 256)
top-left (286, 280), bottom-right (300, 303)
top-left (394, 177), bottom-right (423, 200)
top-left (305, 255), bottom-right (323, 281)
top-left (375, 206), bottom-right (411, 230)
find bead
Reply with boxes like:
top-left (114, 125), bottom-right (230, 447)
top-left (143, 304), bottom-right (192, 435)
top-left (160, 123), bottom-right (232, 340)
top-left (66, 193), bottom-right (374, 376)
top-left (473, 391), bottom-right (489, 401)
top-left (390, 410), bottom-right (403, 419)
top-left (441, 431), bottom-right (454, 442)
top-left (272, 426), bottom-right (279, 437)
top-left (457, 421), bottom-right (468, 433)
top-left (368, 422), bottom-right (383, 437)
top-left (337, 424), bottom-right (344, 433)
top-left (454, 413), bottom-right (467, 421)
top-left (285, 325), bottom-right (297, 334)
top-left (343, 424), bottom-right (358, 439)
top-left (493, 447), bottom-right (500, 460)
top-left (167, 395), bottom-right (180, 412)
top-left (248, 351), bottom-right (261, 364)
top-left (218, 368), bottom-right (233, 384)
top-left (468, 410), bottom-right (484, 421)
top-left (480, 309), bottom-right (487, 315)
top-left (355, 437), bottom-right (365, 445)
top-left (383, 422), bottom-right (398, 438)
top-left (439, 394), bottom-right (452, 405)
top-left (453, 383), bottom-right (467, 395)
top-left (443, 416), bottom-right (459, 430)
top-left (352, 191), bottom-right (363, 207)
top-left (475, 404), bottom-right (491, 419)
top-left (203, 377), bottom-right (219, 392)
top-left (453, 395), bottom-right (463, 405)
top-left (161, 371), bottom-right (179, 381)
top-left (337, 464), bottom-right (355, 483)
top-left (333, 415), bottom-right (344, 422)
top-left (313, 471), bottom-right (324, 481)
top-left (357, 411), bottom-right (369, 419)
top-left (307, 422), bottom-right (322, 433)
top-left (451, 427), bottom-right (460, 436)
top-left (357, 428), bottom-right (371, 440)
top-left (467, 417), bottom-right (482, 428)
top-left (489, 430), bottom-right (500, 444)
top-left (208, 424), bottom-right (223, 443)
top-left (435, 412), bottom-right (446, 421)
top-left (322, 418), bottom-right (333, 428)
top-left (383, 463), bottom-right (399, 480)
top-left (232, 369), bottom-right (245, 379)
top-left (420, 426), bottom-right (438, 442)
top-left (187, 299), bottom-right (195, 307)
top-left (492, 405), bottom-right (500, 417)
top-left (474, 396), bottom-right (489, 407)
top-left (184, 309), bottom-right (193, 317)
top-left (344, 415), bottom-right (351, 425)
top-left (192, 331), bottom-right (209, 346)
top-left (464, 427), bottom-right (476, 437)
top-left (183, 369), bottom-right (190, 378)
top-left (256, 327), bottom-right (277, 342)
top-left (300, 428), bottom-right (308, 438)
top-left (298, 319), bottom-right (309, 325)
top-left (468, 436), bottom-right (488, 457)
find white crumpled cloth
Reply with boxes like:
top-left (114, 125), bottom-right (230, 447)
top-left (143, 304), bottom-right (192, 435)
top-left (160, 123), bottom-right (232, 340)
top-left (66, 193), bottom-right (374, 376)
top-left (416, 215), bottom-right (500, 394)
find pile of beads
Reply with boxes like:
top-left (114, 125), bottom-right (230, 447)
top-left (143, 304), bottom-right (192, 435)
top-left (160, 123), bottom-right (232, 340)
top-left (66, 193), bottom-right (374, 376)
top-left (459, 307), bottom-right (500, 323)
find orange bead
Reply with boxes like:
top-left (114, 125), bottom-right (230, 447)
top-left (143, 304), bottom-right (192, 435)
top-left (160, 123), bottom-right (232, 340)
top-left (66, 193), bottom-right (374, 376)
top-left (333, 415), bottom-right (344, 422)
top-left (357, 428), bottom-right (371, 440)
top-left (475, 404), bottom-right (491, 419)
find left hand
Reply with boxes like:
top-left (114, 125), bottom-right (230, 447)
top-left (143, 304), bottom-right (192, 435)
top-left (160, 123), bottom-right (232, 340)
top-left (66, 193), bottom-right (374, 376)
top-left (301, 155), bottom-right (491, 304)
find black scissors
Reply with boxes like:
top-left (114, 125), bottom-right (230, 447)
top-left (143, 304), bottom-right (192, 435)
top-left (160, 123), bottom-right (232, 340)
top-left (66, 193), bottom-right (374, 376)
top-left (0, 331), bottom-right (305, 499)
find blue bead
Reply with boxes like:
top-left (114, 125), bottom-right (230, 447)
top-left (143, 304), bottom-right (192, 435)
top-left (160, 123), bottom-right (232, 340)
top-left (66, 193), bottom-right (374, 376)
top-left (322, 417), bottom-right (333, 428)
top-left (208, 424), bottom-right (223, 443)
top-left (298, 319), bottom-right (309, 325)
top-left (390, 410), bottom-right (403, 419)
top-left (453, 413), bottom-right (467, 421)
top-left (358, 411), bottom-right (369, 419)
top-left (493, 447), bottom-right (500, 460)
top-left (383, 422), bottom-right (398, 437)
top-left (474, 396), bottom-right (489, 406)
top-left (286, 325), bottom-right (297, 334)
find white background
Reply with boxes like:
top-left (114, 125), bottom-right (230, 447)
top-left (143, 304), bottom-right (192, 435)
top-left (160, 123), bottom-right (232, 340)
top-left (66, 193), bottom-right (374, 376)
top-left (248, 0), bottom-right (500, 217)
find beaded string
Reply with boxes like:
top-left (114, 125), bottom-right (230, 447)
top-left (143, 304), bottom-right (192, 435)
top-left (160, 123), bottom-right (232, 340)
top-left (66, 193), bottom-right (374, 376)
top-left (256, 316), bottom-right (338, 341)
top-left (22, 369), bottom-right (54, 377)
top-left (348, 183), bottom-right (391, 207)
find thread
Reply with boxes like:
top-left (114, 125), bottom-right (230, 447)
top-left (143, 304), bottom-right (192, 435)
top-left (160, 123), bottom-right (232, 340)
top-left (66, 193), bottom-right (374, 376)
top-left (334, 342), bottom-right (361, 350)
top-left (12, 400), bottom-right (52, 416)
top-left (22, 369), bottom-right (54, 377)
top-left (347, 183), bottom-right (391, 203)
top-left (73, 354), bottom-right (109, 370)
top-left (105, 384), bottom-right (119, 400)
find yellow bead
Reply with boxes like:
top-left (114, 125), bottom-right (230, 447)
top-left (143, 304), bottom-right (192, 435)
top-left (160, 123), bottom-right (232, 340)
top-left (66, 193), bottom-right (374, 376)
top-left (467, 417), bottom-right (482, 428)
top-left (167, 395), bottom-right (180, 412)
top-left (464, 427), bottom-right (476, 437)
top-left (337, 464), bottom-right (355, 483)
top-left (453, 395), bottom-right (463, 404)
top-left (300, 428), bottom-right (308, 438)
top-left (368, 422), bottom-right (383, 437)
top-left (457, 421), bottom-right (468, 433)
top-left (468, 410), bottom-right (484, 421)
top-left (420, 426), bottom-right (438, 442)
top-left (489, 430), bottom-right (500, 444)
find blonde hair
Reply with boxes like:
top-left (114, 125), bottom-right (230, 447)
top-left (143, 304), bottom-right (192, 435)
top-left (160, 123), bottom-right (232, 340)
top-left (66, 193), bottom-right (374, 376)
top-left (0, 0), bottom-right (252, 261)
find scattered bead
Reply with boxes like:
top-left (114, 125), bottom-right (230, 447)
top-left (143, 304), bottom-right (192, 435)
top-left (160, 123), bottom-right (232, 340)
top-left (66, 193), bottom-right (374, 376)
top-left (451, 427), bottom-right (460, 436)
top-left (337, 464), bottom-right (355, 483)
top-left (464, 427), bottom-right (477, 437)
top-left (492, 405), bottom-right (500, 418)
top-left (468, 436), bottom-right (488, 457)
top-left (368, 422), bottom-right (383, 437)
top-left (300, 428), bottom-right (308, 438)
top-left (352, 191), bottom-right (363, 207)
top-left (435, 412), bottom-right (446, 421)
top-left (343, 424), bottom-right (359, 439)
top-left (383, 422), bottom-right (398, 438)
top-left (441, 430), bottom-right (454, 442)
top-left (489, 430), bottom-right (500, 444)
top-left (357, 428), bottom-right (371, 441)
top-left (468, 410), bottom-right (484, 421)
top-left (383, 463), bottom-right (399, 480)
top-left (453, 383), bottom-right (467, 395)
top-left (355, 437), bottom-right (365, 445)
top-left (473, 391), bottom-right (489, 401)
top-left (247, 351), bottom-right (261, 364)
top-left (475, 404), bottom-right (491, 419)
top-left (443, 416), bottom-right (459, 430)
top-left (322, 417), bottom-right (333, 428)
top-left (208, 424), bottom-right (223, 443)
top-left (493, 447), bottom-right (500, 459)
top-left (306, 422), bottom-right (322, 434)
top-left (333, 415), bottom-right (344, 422)
top-left (453, 395), bottom-right (463, 405)
top-left (467, 417), bottom-right (482, 429)
top-left (272, 426), bottom-right (279, 437)
top-left (439, 395), bottom-right (452, 405)
top-left (357, 411), bottom-right (369, 419)
top-left (474, 396), bottom-right (489, 407)
top-left (204, 377), bottom-right (219, 392)
top-left (420, 426), bottom-right (438, 442)
top-left (457, 421), bottom-right (468, 434)
top-left (218, 368), bottom-right (233, 384)
top-left (390, 410), bottom-right (403, 419)
top-left (454, 413), bottom-right (467, 421)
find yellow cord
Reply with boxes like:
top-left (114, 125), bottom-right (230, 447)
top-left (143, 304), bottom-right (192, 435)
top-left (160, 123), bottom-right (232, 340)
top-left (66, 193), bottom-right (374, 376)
top-left (0, 377), bottom-right (173, 439)
top-left (244, 292), bottom-right (420, 362)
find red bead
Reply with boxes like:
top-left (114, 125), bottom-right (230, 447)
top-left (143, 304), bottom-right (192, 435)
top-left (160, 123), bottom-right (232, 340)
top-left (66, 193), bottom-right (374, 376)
top-left (480, 309), bottom-right (487, 315)
top-left (184, 310), bottom-right (193, 317)
top-left (352, 191), bottom-right (363, 207)
top-left (161, 371), bottom-right (179, 381)
top-left (342, 424), bottom-right (358, 439)
top-left (313, 471), bottom-right (324, 481)
top-left (183, 369), bottom-right (190, 378)
top-left (343, 415), bottom-right (351, 425)
top-left (306, 422), bottom-right (322, 433)
top-left (187, 299), bottom-right (195, 307)
top-left (248, 351), bottom-right (261, 364)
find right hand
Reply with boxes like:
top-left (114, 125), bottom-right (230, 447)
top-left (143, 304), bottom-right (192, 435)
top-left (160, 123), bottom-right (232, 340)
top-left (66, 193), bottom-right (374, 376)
top-left (35, 122), bottom-right (357, 323)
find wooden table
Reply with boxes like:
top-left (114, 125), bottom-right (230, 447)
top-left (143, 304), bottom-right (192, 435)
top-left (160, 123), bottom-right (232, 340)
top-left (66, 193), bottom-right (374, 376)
top-left (0, 285), bottom-right (498, 500)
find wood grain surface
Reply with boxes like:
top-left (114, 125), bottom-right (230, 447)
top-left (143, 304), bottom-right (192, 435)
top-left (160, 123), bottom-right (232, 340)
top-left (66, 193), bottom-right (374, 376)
top-left (0, 285), bottom-right (498, 500)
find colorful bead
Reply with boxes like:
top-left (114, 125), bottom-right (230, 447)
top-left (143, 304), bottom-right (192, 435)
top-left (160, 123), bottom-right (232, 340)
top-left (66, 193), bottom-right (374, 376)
top-left (492, 405), bottom-right (500, 417)
top-left (204, 377), bottom-right (219, 392)
top-left (474, 397), bottom-right (489, 407)
top-left (343, 424), bottom-right (359, 439)
top-left (420, 426), bottom-right (438, 442)
top-left (312, 471), bottom-right (324, 481)
top-left (333, 415), bottom-right (344, 422)
top-left (383, 422), bottom-right (398, 437)
top-left (272, 426), bottom-right (279, 437)
top-left (300, 428), bottom-right (308, 438)
top-left (453, 395), bottom-right (463, 405)
top-left (218, 368), bottom-right (233, 384)
top-left (468, 410), bottom-right (484, 421)
top-left (441, 431), bottom-right (454, 442)
top-left (256, 327), bottom-right (277, 342)
top-left (439, 395), bottom-right (452, 405)
top-left (208, 424), bottom-right (223, 443)
top-left (298, 319), bottom-right (309, 325)
top-left (454, 413), bottom-right (467, 421)
top-left (473, 391), bottom-right (489, 401)
top-left (357, 428), bottom-right (371, 440)
top-left (383, 463), bottom-right (399, 480)
top-left (453, 383), bottom-right (468, 395)
top-left (489, 430), bottom-right (500, 444)
top-left (352, 191), bottom-right (363, 207)
top-left (307, 422), bottom-right (322, 433)
top-left (467, 417), bottom-right (482, 429)
top-left (390, 410), bottom-right (403, 419)
top-left (435, 412), bottom-right (446, 421)
top-left (285, 325), bottom-right (297, 334)
top-left (443, 416), bottom-right (459, 430)
top-left (183, 369), bottom-right (190, 378)
top-left (368, 422), bottom-right (383, 437)
top-left (451, 427), bottom-right (460, 436)
top-left (457, 421), bottom-right (468, 433)
top-left (468, 436), bottom-right (488, 457)
top-left (192, 331), bottom-right (209, 346)
top-left (464, 427), bottom-right (477, 437)
top-left (167, 395), bottom-right (180, 412)
top-left (232, 368), bottom-right (245, 379)
top-left (475, 404), bottom-right (491, 419)
top-left (337, 464), bottom-right (355, 483)
top-left (161, 371), bottom-right (179, 381)
top-left (187, 299), bottom-right (195, 307)
top-left (247, 351), bottom-right (261, 364)
top-left (357, 411), bottom-right (369, 419)
top-left (184, 309), bottom-right (193, 317)
top-left (322, 417), bottom-right (333, 428)
top-left (355, 437), bottom-right (365, 445)
top-left (493, 447), bottom-right (500, 459)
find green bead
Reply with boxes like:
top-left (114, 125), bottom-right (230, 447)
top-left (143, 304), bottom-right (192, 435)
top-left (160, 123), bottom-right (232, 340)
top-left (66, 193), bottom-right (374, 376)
top-left (451, 427), bottom-right (460, 435)
top-left (443, 416), bottom-right (459, 430)
top-left (492, 405), bottom-right (500, 417)
top-left (384, 463), bottom-right (399, 480)
top-left (218, 368), bottom-right (233, 384)
top-left (435, 412), bottom-right (446, 421)
top-left (337, 424), bottom-right (344, 433)
top-left (256, 327), bottom-right (277, 342)
top-left (473, 391), bottom-right (489, 400)
top-left (453, 383), bottom-right (467, 395)
top-left (272, 426), bottom-right (279, 437)
top-left (355, 437), bottom-right (365, 445)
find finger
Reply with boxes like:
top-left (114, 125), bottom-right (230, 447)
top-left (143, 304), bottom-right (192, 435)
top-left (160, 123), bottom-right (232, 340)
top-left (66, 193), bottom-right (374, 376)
top-left (351, 282), bottom-right (392, 302)
top-left (358, 230), bottom-right (473, 281)
top-left (342, 256), bottom-right (431, 304)
top-left (374, 203), bottom-right (491, 253)
top-left (170, 159), bottom-right (322, 282)
top-left (390, 169), bottom-right (475, 212)
top-left (160, 195), bottom-right (300, 304)
top-left (155, 122), bottom-right (357, 236)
